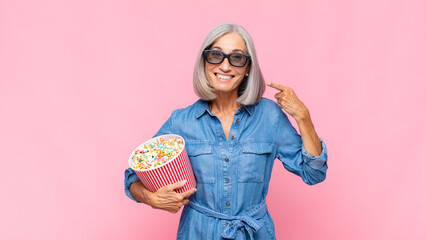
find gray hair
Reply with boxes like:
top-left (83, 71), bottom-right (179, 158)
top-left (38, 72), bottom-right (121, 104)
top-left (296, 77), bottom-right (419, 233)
top-left (193, 23), bottom-right (265, 105)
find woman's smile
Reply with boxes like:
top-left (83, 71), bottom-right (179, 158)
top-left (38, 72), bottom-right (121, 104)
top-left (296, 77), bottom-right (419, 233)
top-left (215, 73), bottom-right (234, 81)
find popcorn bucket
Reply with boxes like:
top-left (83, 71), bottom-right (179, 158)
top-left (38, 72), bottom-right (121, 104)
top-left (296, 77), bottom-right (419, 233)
top-left (128, 134), bottom-right (196, 193)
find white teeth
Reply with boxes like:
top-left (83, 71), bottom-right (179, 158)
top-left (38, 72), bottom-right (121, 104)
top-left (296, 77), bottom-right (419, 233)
top-left (217, 74), bottom-right (232, 80)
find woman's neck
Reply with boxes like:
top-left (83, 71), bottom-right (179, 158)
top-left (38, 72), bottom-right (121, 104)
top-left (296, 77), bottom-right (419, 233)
top-left (209, 91), bottom-right (241, 116)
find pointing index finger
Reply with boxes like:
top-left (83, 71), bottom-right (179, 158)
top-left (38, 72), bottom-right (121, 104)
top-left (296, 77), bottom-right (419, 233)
top-left (267, 82), bottom-right (285, 91)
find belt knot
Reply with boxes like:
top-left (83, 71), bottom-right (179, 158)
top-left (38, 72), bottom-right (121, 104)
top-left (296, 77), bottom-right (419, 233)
top-left (187, 200), bottom-right (268, 240)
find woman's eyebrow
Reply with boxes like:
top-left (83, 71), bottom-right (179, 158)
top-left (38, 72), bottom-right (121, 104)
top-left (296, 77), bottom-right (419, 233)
top-left (211, 46), bottom-right (245, 53)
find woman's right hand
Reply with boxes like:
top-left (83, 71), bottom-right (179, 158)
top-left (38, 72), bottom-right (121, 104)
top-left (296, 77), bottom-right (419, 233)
top-left (129, 180), bottom-right (197, 213)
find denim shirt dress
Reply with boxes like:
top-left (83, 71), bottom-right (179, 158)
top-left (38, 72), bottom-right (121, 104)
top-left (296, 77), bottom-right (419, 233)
top-left (124, 98), bottom-right (328, 240)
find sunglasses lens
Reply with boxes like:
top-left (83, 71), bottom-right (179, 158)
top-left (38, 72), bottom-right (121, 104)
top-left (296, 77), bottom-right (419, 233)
top-left (206, 51), bottom-right (224, 64)
top-left (229, 54), bottom-right (246, 67)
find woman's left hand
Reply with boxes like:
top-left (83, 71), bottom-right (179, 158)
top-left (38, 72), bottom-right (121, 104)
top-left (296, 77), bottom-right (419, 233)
top-left (267, 82), bottom-right (309, 122)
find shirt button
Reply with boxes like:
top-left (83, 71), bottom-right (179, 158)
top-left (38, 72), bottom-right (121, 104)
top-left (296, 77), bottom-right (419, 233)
top-left (236, 118), bottom-right (240, 123)
top-left (225, 222), bottom-right (229, 227)
top-left (226, 201), bottom-right (230, 207)
top-left (230, 136), bottom-right (235, 140)
top-left (225, 157), bottom-right (229, 162)
top-left (125, 170), bottom-right (129, 174)
top-left (239, 108), bottom-right (243, 112)
top-left (225, 178), bottom-right (230, 183)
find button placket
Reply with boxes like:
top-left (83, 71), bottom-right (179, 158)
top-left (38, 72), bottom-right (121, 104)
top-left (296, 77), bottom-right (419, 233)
top-left (222, 107), bottom-right (243, 215)
top-left (222, 149), bottom-right (231, 214)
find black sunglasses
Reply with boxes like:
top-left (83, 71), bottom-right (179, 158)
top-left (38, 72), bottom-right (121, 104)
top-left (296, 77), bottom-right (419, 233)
top-left (203, 50), bottom-right (251, 67)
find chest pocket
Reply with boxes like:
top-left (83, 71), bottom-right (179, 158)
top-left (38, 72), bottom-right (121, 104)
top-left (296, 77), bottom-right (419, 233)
top-left (238, 142), bottom-right (274, 183)
top-left (186, 144), bottom-right (215, 184)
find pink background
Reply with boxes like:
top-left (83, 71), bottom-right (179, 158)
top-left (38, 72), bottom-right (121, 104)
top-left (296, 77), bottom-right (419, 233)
top-left (1, 0), bottom-right (426, 239)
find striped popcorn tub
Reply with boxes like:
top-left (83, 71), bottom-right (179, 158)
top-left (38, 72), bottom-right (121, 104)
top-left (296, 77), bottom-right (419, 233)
top-left (128, 134), bottom-right (196, 193)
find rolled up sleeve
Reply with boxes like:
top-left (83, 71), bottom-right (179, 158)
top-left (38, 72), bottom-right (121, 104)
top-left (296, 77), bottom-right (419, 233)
top-left (302, 138), bottom-right (328, 170)
top-left (124, 168), bottom-right (141, 203)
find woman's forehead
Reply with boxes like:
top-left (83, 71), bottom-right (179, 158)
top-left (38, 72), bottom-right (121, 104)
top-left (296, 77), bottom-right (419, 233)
top-left (211, 32), bottom-right (246, 53)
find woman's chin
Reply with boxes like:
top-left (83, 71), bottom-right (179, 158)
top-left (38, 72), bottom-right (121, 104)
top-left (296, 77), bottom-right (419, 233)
top-left (213, 82), bottom-right (237, 91)
top-left (213, 88), bottom-right (238, 96)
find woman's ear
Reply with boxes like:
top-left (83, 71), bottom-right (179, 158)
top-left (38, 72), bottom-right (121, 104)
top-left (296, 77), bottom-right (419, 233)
top-left (245, 67), bottom-right (250, 77)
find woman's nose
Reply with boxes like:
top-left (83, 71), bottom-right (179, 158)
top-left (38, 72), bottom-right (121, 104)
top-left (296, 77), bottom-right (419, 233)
top-left (219, 58), bottom-right (232, 72)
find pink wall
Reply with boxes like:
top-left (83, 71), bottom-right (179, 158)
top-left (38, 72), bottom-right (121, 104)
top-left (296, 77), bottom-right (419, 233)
top-left (1, 0), bottom-right (426, 239)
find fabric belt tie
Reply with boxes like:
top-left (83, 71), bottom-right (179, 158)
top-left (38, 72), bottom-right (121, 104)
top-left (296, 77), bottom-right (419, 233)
top-left (187, 200), bottom-right (268, 240)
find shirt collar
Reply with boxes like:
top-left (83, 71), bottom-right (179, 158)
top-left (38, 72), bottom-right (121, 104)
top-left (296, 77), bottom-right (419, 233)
top-left (195, 99), bottom-right (253, 119)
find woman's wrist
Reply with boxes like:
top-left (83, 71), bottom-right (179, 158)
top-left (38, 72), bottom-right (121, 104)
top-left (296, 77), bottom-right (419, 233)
top-left (294, 109), bottom-right (310, 125)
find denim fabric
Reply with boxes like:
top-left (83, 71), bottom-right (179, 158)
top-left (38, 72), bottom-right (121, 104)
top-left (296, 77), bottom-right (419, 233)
top-left (124, 98), bottom-right (328, 239)
top-left (187, 199), bottom-right (268, 240)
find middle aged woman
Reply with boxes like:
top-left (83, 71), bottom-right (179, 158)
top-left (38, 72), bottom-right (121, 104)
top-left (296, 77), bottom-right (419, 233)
top-left (124, 22), bottom-right (328, 240)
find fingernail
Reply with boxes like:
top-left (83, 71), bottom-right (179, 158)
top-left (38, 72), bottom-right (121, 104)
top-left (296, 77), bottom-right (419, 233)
top-left (182, 180), bottom-right (187, 184)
